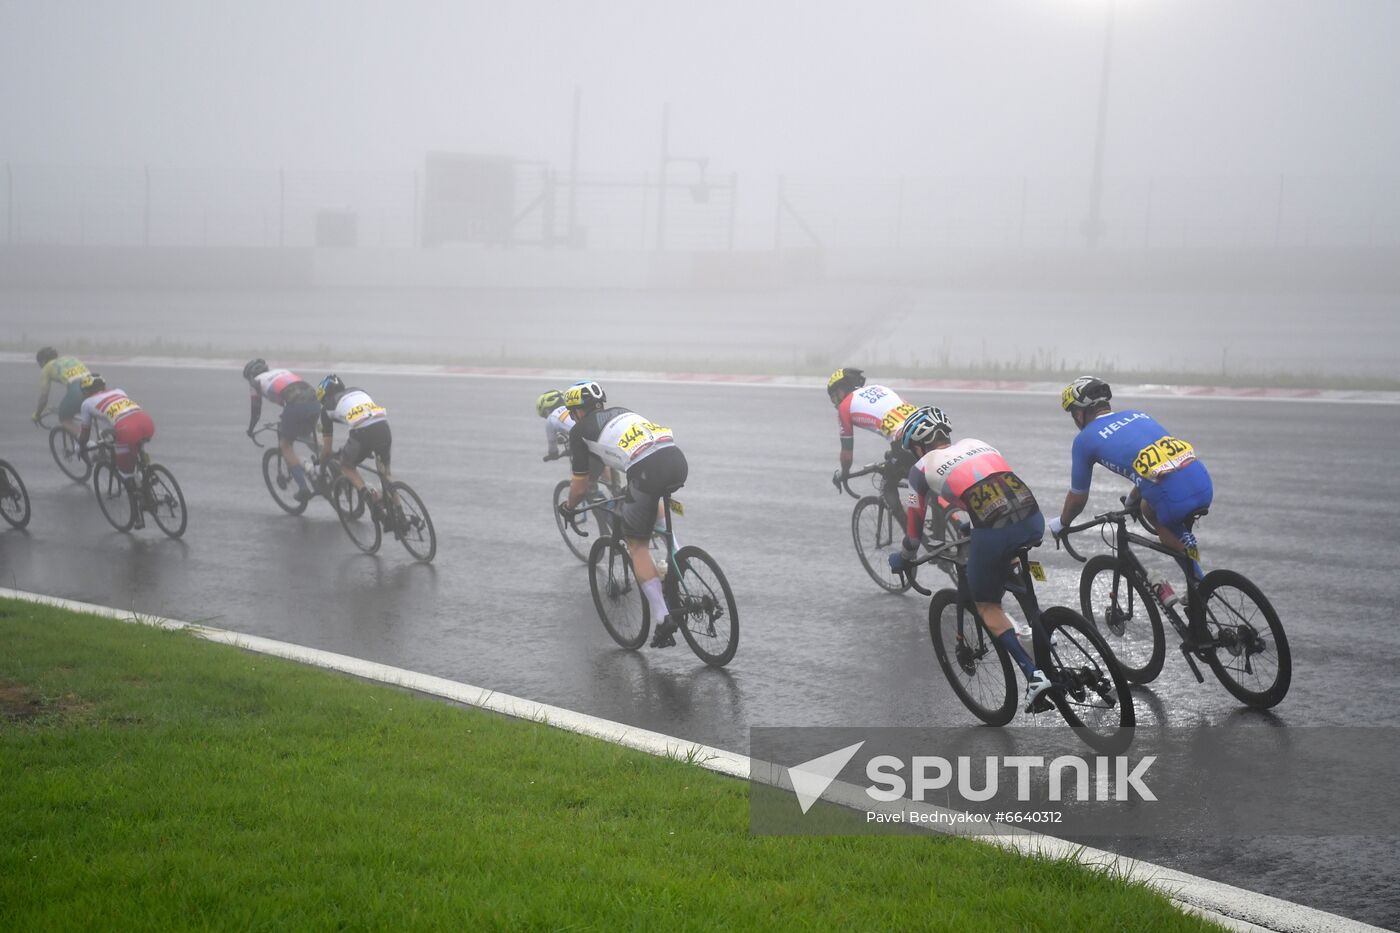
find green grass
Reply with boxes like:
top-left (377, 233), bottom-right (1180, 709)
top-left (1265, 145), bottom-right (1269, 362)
top-left (0, 599), bottom-right (1217, 931)
top-left (5, 336), bottom-right (1397, 392)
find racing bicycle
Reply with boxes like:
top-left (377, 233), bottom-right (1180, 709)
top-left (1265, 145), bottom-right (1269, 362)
top-left (841, 459), bottom-right (963, 593)
top-left (89, 435), bottom-right (188, 538)
top-left (37, 410), bottom-right (91, 483)
top-left (565, 492), bottom-right (739, 667)
top-left (1060, 502), bottom-right (1290, 708)
top-left (327, 454), bottom-right (437, 563)
top-left (552, 468), bottom-right (626, 563)
top-left (251, 422), bottom-right (361, 519)
top-left (901, 538), bottom-right (1135, 754)
top-left (0, 459), bottom-right (32, 529)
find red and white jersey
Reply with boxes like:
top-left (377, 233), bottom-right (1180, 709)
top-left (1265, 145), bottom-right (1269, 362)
top-left (79, 388), bottom-right (143, 428)
top-left (837, 384), bottom-right (918, 441)
top-left (907, 437), bottom-right (1038, 530)
top-left (249, 369), bottom-right (306, 405)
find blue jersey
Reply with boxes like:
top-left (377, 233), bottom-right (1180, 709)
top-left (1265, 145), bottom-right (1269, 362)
top-left (1070, 410), bottom-right (1199, 494)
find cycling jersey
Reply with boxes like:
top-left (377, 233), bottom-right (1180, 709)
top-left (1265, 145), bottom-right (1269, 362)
top-left (836, 384), bottom-right (917, 443)
top-left (249, 369), bottom-right (309, 405)
top-left (906, 438), bottom-right (1038, 532)
top-left (79, 388), bottom-right (143, 429)
top-left (569, 406), bottom-right (676, 476)
top-left (320, 389), bottom-right (387, 433)
top-left (35, 355), bottom-right (91, 419)
top-left (544, 405), bottom-right (573, 456)
top-left (1070, 410), bottom-right (1200, 494)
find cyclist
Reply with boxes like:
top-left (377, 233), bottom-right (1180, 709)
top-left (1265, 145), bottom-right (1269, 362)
top-left (32, 347), bottom-right (92, 437)
top-left (537, 389), bottom-right (573, 462)
top-left (827, 367), bottom-right (921, 520)
top-left (887, 406), bottom-right (1052, 711)
top-left (316, 374), bottom-right (391, 501)
top-left (75, 373), bottom-right (156, 528)
top-left (558, 381), bottom-right (688, 649)
top-left (243, 358), bottom-right (321, 502)
top-left (1046, 377), bottom-right (1212, 590)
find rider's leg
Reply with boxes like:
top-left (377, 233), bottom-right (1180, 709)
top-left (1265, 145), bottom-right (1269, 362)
top-left (968, 521), bottom-right (1045, 680)
top-left (627, 535), bottom-right (669, 622)
top-left (280, 436), bottom-right (310, 493)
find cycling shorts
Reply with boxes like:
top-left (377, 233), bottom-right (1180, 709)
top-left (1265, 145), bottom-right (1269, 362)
top-left (1140, 459), bottom-right (1213, 539)
top-left (965, 511), bottom-right (1045, 604)
top-left (278, 392), bottom-right (321, 442)
top-left (619, 445), bottom-right (688, 540)
top-left (112, 412), bottom-right (155, 473)
top-left (58, 382), bottom-right (85, 422)
top-left (341, 421), bottom-right (391, 470)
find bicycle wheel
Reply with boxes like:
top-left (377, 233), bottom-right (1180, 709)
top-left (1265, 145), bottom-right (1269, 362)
top-left (1079, 554), bottom-right (1165, 684)
top-left (331, 477), bottom-right (380, 554)
top-left (388, 481), bottom-right (436, 562)
top-left (262, 447), bottom-right (310, 515)
top-left (92, 462), bottom-right (136, 532)
top-left (50, 425), bottom-right (91, 483)
top-left (851, 496), bottom-right (911, 593)
top-left (671, 545), bottom-right (739, 667)
top-left (0, 461), bottom-right (31, 529)
top-left (928, 588), bottom-right (1017, 725)
top-left (1197, 569), bottom-right (1291, 709)
top-left (553, 479), bottom-right (590, 563)
top-left (1040, 607), bottom-right (1135, 755)
top-left (143, 464), bottom-right (188, 539)
top-left (588, 536), bottom-right (649, 649)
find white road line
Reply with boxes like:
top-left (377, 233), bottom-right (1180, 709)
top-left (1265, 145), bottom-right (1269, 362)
top-left (2, 353), bottom-right (1396, 406)
top-left (0, 586), bottom-right (1380, 933)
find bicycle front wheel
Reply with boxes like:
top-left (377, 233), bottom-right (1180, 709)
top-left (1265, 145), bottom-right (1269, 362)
top-left (851, 496), bottom-right (911, 593)
top-left (1198, 569), bottom-right (1291, 709)
top-left (671, 545), bottom-right (739, 667)
top-left (50, 425), bottom-right (91, 483)
top-left (144, 464), bottom-right (188, 539)
top-left (588, 536), bottom-right (649, 649)
top-left (553, 479), bottom-right (590, 563)
top-left (92, 462), bottom-right (135, 532)
top-left (331, 477), bottom-right (381, 555)
top-left (1041, 607), bottom-right (1135, 755)
top-left (388, 481), bottom-right (436, 562)
top-left (928, 589), bottom-right (1017, 725)
top-left (262, 447), bottom-right (309, 515)
top-left (0, 461), bottom-right (31, 529)
top-left (1079, 554), bottom-right (1165, 684)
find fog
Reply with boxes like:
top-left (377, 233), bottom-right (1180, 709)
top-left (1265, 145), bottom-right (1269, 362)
top-left (3, 0), bottom-right (1399, 384)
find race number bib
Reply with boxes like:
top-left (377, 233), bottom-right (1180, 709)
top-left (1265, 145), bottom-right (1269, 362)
top-left (344, 402), bottom-right (386, 427)
top-left (62, 364), bottom-right (90, 381)
top-left (617, 420), bottom-right (672, 459)
top-left (880, 402), bottom-right (917, 437)
top-left (102, 398), bottom-right (139, 420)
top-left (1133, 436), bottom-right (1196, 481)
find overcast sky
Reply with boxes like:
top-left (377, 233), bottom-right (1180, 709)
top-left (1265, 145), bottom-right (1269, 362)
top-left (3, 0), bottom-right (1398, 182)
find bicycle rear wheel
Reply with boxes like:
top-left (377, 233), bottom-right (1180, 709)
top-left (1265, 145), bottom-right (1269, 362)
top-left (388, 481), bottom-right (436, 562)
top-left (262, 447), bottom-right (309, 515)
top-left (50, 425), bottom-right (91, 483)
top-left (851, 495), bottom-right (911, 593)
top-left (331, 477), bottom-right (381, 554)
top-left (0, 461), bottom-right (31, 529)
top-left (588, 536), bottom-right (649, 649)
top-left (928, 589), bottom-right (1017, 725)
top-left (671, 545), bottom-right (739, 667)
top-left (1079, 554), bottom-right (1165, 684)
top-left (553, 479), bottom-right (590, 562)
top-left (1040, 607), bottom-right (1135, 755)
top-left (1197, 569), bottom-right (1291, 709)
top-left (144, 464), bottom-right (188, 539)
top-left (92, 462), bottom-right (135, 532)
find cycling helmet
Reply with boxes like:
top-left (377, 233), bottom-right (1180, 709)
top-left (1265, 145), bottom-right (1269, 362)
top-left (536, 389), bottom-right (564, 418)
top-left (79, 373), bottom-right (106, 395)
top-left (1060, 376), bottom-right (1112, 412)
top-left (317, 373), bottom-right (346, 406)
top-left (896, 406), bottom-right (952, 451)
top-left (564, 380), bottom-right (606, 412)
top-left (243, 358), bottom-right (269, 381)
top-left (36, 346), bottom-right (58, 367)
top-left (826, 367), bottom-right (866, 404)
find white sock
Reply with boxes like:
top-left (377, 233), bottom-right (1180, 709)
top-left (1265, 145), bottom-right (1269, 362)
top-left (641, 577), bottom-right (669, 620)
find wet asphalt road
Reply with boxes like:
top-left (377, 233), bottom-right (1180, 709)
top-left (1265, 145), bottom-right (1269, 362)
top-left (2, 360), bottom-right (1398, 926)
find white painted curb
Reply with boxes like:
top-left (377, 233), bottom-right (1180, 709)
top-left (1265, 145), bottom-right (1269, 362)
top-left (2, 352), bottom-right (1396, 406)
top-left (0, 587), bottom-right (1381, 933)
